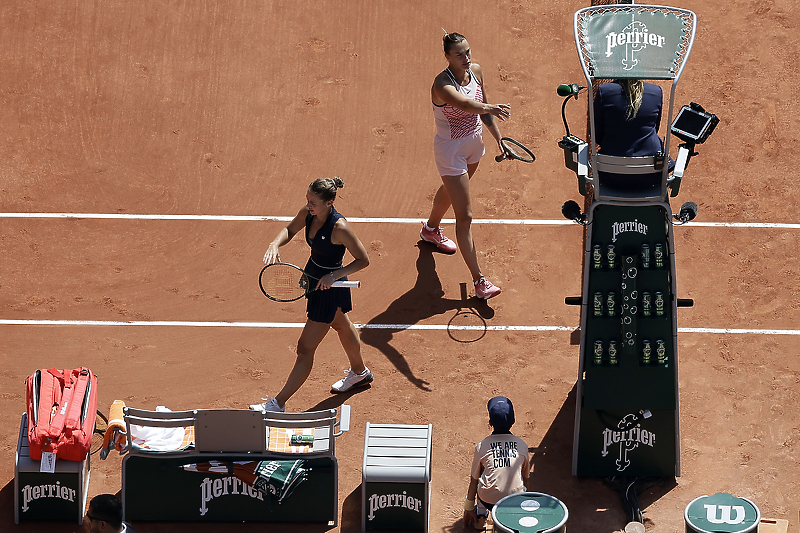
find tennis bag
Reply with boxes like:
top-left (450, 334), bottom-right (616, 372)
top-left (25, 367), bottom-right (98, 461)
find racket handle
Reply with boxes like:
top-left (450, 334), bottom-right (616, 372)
top-left (332, 280), bottom-right (361, 288)
top-left (495, 153), bottom-right (506, 162)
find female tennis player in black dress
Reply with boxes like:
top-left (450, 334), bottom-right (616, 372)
top-left (251, 177), bottom-right (371, 412)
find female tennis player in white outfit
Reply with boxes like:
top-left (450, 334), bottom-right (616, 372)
top-left (420, 32), bottom-right (509, 299)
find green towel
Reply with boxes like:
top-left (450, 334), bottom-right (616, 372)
top-left (252, 459), bottom-right (308, 503)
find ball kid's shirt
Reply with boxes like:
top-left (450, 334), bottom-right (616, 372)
top-left (470, 433), bottom-right (530, 505)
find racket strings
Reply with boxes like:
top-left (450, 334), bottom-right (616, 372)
top-left (501, 139), bottom-right (535, 162)
top-left (262, 265), bottom-right (308, 301)
top-left (506, 145), bottom-right (524, 158)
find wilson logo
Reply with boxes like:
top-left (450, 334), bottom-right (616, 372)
top-left (704, 504), bottom-right (746, 525)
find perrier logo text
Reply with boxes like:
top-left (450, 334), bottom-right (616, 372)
top-left (611, 220), bottom-right (648, 242)
top-left (606, 27), bottom-right (666, 57)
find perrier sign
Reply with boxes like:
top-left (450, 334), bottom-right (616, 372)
top-left (576, 5), bottom-right (695, 80)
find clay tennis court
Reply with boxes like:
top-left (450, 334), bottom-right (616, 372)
top-left (1, 0), bottom-right (799, 532)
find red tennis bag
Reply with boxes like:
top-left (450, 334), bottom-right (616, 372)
top-left (25, 367), bottom-right (98, 461)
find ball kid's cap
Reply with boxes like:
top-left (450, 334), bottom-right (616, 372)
top-left (487, 396), bottom-right (515, 431)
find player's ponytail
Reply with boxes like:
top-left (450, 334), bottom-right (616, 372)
top-left (442, 31), bottom-right (466, 54)
top-left (309, 177), bottom-right (344, 202)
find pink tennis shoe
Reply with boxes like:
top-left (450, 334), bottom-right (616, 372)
top-left (420, 223), bottom-right (457, 254)
top-left (474, 276), bottom-right (501, 299)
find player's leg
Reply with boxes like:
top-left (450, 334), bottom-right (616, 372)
top-left (445, 160), bottom-right (501, 298)
top-left (442, 164), bottom-right (481, 282)
top-left (427, 146), bottom-right (480, 228)
top-left (273, 319), bottom-right (331, 407)
top-left (331, 309), bottom-right (364, 373)
top-left (329, 308), bottom-right (373, 392)
top-left (423, 137), bottom-right (464, 253)
top-left (427, 136), bottom-right (459, 228)
top-left (426, 184), bottom-right (451, 229)
top-left (422, 183), bottom-right (458, 253)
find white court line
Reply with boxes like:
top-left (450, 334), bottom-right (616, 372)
top-left (0, 319), bottom-right (798, 335)
top-left (1, 212), bottom-right (799, 229)
top-left (0, 212), bottom-right (569, 225)
top-left (0, 319), bottom-right (569, 331)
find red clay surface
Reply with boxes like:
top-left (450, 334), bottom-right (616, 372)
top-left (2, 1), bottom-right (799, 532)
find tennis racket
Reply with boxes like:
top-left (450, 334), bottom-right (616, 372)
top-left (495, 137), bottom-right (535, 162)
top-left (259, 262), bottom-right (360, 302)
top-left (90, 410), bottom-right (108, 456)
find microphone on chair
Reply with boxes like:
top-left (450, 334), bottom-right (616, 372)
top-left (673, 202), bottom-right (698, 224)
top-left (557, 83), bottom-right (586, 98)
top-left (561, 200), bottom-right (587, 225)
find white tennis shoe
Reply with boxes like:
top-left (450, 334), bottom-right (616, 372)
top-left (250, 397), bottom-right (285, 413)
top-left (331, 367), bottom-right (374, 393)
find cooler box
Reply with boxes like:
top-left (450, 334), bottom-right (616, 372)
top-left (362, 423), bottom-right (432, 532)
top-left (685, 493), bottom-right (760, 533)
top-left (492, 492), bottom-right (568, 533)
top-left (15, 413), bottom-right (90, 524)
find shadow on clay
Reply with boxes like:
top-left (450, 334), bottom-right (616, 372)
top-left (360, 243), bottom-right (495, 392)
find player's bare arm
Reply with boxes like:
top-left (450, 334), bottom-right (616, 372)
top-left (472, 64), bottom-right (504, 147)
top-left (316, 219), bottom-right (369, 289)
top-left (263, 207), bottom-right (307, 264)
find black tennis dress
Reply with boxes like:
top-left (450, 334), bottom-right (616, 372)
top-left (304, 206), bottom-right (352, 324)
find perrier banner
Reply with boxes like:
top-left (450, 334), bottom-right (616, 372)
top-left (123, 455), bottom-right (335, 522)
top-left (573, 203), bottom-right (680, 477)
top-left (575, 5), bottom-right (696, 79)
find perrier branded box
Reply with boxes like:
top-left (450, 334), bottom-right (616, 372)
top-left (573, 203), bottom-right (681, 478)
top-left (362, 423), bottom-right (433, 532)
top-left (123, 454), bottom-right (336, 522)
top-left (15, 413), bottom-right (90, 524)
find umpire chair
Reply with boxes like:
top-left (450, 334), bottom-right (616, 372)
top-left (561, 4), bottom-right (700, 481)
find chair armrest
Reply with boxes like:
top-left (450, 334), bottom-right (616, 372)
top-left (334, 405), bottom-right (351, 437)
top-left (667, 145), bottom-right (691, 197)
top-left (671, 145), bottom-right (690, 179)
